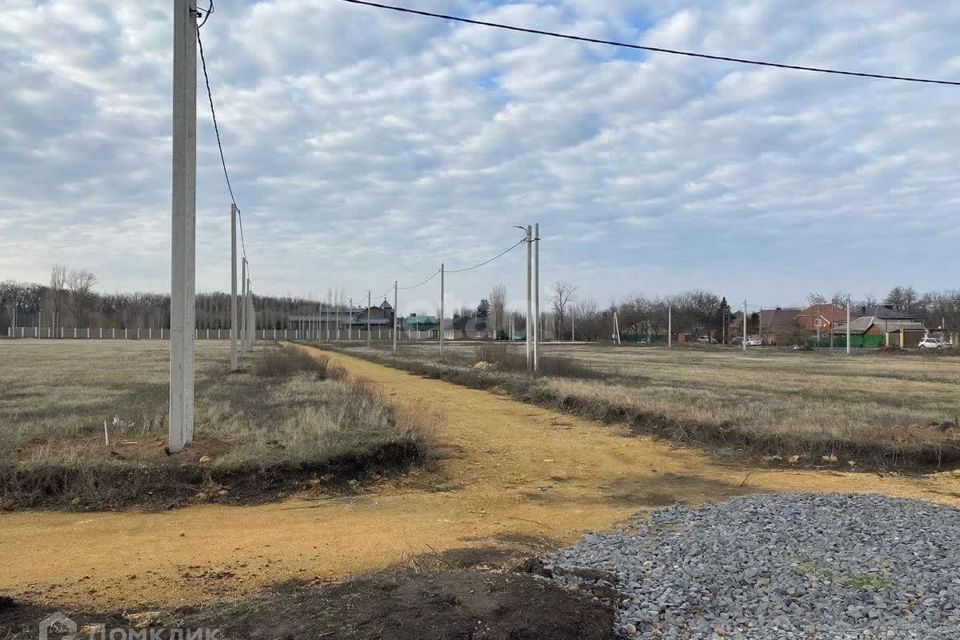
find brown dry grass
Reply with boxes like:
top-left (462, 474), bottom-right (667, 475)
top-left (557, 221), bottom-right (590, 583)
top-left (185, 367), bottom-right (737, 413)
top-left (0, 340), bottom-right (426, 509)
top-left (332, 342), bottom-right (960, 469)
top-left (473, 342), bottom-right (603, 379)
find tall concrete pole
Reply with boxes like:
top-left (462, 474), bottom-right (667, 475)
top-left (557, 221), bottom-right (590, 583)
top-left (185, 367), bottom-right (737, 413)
top-left (247, 278), bottom-right (254, 346)
top-left (230, 205), bottom-right (238, 371)
top-left (169, 0), bottom-right (197, 453)
top-left (525, 226), bottom-right (532, 371)
top-left (439, 263), bottom-right (445, 356)
top-left (240, 258), bottom-right (247, 352)
top-left (846, 297), bottom-right (851, 355)
top-left (367, 290), bottom-right (372, 348)
top-left (668, 305), bottom-right (673, 348)
top-left (742, 300), bottom-right (747, 352)
top-left (533, 223), bottom-right (540, 372)
top-left (393, 281), bottom-right (398, 352)
top-left (758, 305), bottom-right (762, 346)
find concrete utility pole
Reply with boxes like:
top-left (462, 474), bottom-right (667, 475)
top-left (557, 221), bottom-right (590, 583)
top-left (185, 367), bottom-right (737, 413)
top-left (846, 297), bottom-right (851, 355)
top-left (367, 290), bottom-right (372, 348)
top-left (247, 279), bottom-right (254, 346)
top-left (533, 222), bottom-right (540, 372)
top-left (525, 226), bottom-right (533, 371)
top-left (613, 310), bottom-right (621, 345)
top-left (758, 305), bottom-right (762, 346)
top-left (668, 305), bottom-right (673, 348)
top-left (169, 0), bottom-right (198, 453)
top-left (240, 258), bottom-right (248, 352)
top-left (393, 281), bottom-right (398, 353)
top-left (230, 204), bottom-right (238, 371)
top-left (742, 300), bottom-right (747, 352)
top-left (439, 263), bottom-right (445, 357)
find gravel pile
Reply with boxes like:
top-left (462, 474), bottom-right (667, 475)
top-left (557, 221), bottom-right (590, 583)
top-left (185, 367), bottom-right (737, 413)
top-left (548, 493), bottom-right (960, 639)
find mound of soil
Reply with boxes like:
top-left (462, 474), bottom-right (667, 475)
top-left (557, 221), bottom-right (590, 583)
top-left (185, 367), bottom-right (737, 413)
top-left (1, 437), bottom-right (423, 511)
top-left (0, 567), bottom-right (616, 640)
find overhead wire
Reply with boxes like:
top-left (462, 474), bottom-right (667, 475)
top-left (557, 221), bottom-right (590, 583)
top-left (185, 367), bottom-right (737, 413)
top-left (398, 268), bottom-right (441, 291)
top-left (335, 0), bottom-right (960, 87)
top-left (445, 238), bottom-right (527, 274)
top-left (196, 13), bottom-right (251, 280)
top-left (196, 0), bottom-right (214, 30)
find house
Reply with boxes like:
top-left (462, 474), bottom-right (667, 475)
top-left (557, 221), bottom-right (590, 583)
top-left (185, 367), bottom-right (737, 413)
top-left (288, 300), bottom-right (396, 334)
top-left (759, 307), bottom-right (803, 345)
top-left (795, 304), bottom-right (851, 336)
top-left (860, 304), bottom-right (919, 321)
top-left (832, 315), bottom-right (927, 348)
top-left (403, 314), bottom-right (439, 336)
top-left (729, 307), bottom-right (803, 345)
top-left (360, 300), bottom-right (394, 327)
top-left (446, 316), bottom-right (495, 341)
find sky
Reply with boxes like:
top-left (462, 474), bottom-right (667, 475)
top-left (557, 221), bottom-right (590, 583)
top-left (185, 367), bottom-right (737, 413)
top-left (2, 0), bottom-right (959, 314)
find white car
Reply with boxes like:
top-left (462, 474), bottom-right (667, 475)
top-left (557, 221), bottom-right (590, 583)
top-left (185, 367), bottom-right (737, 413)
top-left (919, 337), bottom-right (946, 350)
top-left (744, 336), bottom-right (762, 347)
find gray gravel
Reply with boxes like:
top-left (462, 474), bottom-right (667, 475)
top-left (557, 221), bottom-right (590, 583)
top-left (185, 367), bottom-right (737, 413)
top-left (547, 493), bottom-right (960, 639)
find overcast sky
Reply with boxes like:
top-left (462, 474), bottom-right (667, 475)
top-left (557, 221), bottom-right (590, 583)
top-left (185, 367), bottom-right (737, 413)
top-left (2, 1), bottom-right (959, 313)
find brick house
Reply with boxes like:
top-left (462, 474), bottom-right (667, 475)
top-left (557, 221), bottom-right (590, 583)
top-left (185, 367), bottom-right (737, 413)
top-left (795, 304), bottom-right (850, 336)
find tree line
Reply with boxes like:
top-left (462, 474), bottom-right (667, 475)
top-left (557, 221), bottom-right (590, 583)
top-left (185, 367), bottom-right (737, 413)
top-left (4, 266), bottom-right (958, 340)
top-left (0, 266), bottom-right (326, 333)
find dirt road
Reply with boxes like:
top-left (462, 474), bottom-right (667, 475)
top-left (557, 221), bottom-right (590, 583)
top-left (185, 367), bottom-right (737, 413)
top-left (4, 347), bottom-right (960, 608)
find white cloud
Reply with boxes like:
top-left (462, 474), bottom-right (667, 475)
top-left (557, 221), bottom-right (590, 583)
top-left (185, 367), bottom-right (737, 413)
top-left (1, 0), bottom-right (959, 307)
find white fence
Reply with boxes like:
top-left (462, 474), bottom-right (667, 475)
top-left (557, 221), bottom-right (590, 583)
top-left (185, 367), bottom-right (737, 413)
top-left (5, 327), bottom-right (406, 341)
top-left (5, 326), bottom-right (486, 342)
top-left (6, 327), bottom-right (295, 340)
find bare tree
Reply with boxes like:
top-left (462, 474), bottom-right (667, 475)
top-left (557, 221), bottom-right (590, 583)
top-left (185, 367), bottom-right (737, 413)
top-left (49, 264), bottom-right (67, 334)
top-left (806, 292), bottom-right (827, 306)
top-left (551, 281), bottom-right (577, 340)
top-left (830, 291), bottom-right (851, 309)
top-left (571, 298), bottom-right (600, 341)
top-left (489, 284), bottom-right (506, 336)
top-left (67, 269), bottom-right (97, 328)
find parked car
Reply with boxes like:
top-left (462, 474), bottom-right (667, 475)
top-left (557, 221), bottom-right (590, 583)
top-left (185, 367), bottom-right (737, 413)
top-left (744, 336), bottom-right (762, 347)
top-left (919, 337), bottom-right (946, 350)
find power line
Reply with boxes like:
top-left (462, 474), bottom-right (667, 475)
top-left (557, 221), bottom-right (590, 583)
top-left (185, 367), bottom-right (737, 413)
top-left (196, 0), bottom-right (214, 30)
top-left (197, 25), bottom-right (250, 265)
top-left (446, 238), bottom-right (526, 273)
top-left (399, 268), bottom-right (440, 290)
top-left (336, 0), bottom-right (960, 87)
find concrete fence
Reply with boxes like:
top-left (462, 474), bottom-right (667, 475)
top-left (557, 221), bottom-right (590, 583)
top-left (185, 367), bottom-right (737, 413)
top-left (4, 327), bottom-right (413, 342)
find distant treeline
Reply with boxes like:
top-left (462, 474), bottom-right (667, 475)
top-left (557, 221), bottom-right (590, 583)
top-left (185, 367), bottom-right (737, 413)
top-left (4, 267), bottom-right (959, 341)
top-left (0, 268), bottom-right (321, 332)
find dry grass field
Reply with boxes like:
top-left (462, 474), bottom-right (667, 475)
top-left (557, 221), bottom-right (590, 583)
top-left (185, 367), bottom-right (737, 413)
top-left (0, 340), bottom-right (425, 508)
top-left (333, 341), bottom-right (960, 469)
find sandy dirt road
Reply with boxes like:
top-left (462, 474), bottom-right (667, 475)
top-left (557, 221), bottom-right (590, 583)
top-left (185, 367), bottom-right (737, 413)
top-left (3, 346), bottom-right (960, 609)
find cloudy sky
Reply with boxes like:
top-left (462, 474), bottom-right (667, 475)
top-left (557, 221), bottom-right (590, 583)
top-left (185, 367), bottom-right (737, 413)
top-left (2, 0), bottom-right (959, 313)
